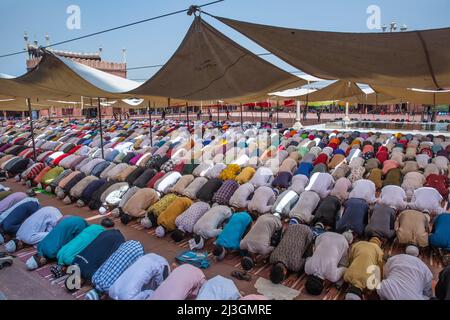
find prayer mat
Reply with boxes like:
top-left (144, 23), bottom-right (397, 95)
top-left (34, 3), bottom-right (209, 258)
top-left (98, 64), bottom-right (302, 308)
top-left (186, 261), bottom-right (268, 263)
top-left (254, 277), bottom-right (299, 300)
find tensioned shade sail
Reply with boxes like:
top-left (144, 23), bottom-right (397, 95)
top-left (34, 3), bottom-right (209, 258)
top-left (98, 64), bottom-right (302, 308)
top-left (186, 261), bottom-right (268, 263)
top-left (269, 88), bottom-right (318, 100)
top-left (0, 51), bottom-right (140, 100)
top-left (0, 98), bottom-right (53, 111)
top-left (0, 51), bottom-right (143, 100)
top-left (85, 98), bottom-right (185, 109)
top-left (278, 80), bottom-right (365, 102)
top-left (345, 92), bottom-right (401, 105)
top-left (372, 86), bottom-right (450, 104)
top-left (76, 97), bottom-right (178, 109)
top-left (127, 16), bottom-right (305, 101)
top-left (216, 16), bottom-right (450, 90)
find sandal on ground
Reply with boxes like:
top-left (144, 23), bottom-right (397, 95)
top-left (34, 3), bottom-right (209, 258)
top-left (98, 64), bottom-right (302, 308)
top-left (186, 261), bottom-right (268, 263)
top-left (0, 256), bottom-right (13, 270)
top-left (231, 270), bottom-right (252, 282)
top-left (443, 254), bottom-right (450, 267)
top-left (241, 256), bottom-right (255, 271)
top-left (0, 252), bottom-right (16, 259)
top-left (50, 265), bottom-right (65, 279)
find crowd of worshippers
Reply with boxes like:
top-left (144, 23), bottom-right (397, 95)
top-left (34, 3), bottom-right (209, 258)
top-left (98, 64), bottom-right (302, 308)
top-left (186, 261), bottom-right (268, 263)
top-left (0, 118), bottom-right (450, 300)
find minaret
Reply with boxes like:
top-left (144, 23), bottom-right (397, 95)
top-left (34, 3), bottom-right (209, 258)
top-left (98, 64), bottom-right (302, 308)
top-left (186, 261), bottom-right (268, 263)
top-left (122, 48), bottom-right (127, 63)
top-left (45, 33), bottom-right (50, 47)
top-left (23, 32), bottom-right (30, 58)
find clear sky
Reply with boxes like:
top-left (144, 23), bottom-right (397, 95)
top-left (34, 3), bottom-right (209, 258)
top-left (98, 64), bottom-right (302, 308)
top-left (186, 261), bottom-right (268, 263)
top-left (0, 0), bottom-right (449, 80)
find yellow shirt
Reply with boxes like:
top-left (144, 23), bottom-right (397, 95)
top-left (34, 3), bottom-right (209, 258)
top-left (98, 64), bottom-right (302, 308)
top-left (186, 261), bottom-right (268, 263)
top-left (344, 241), bottom-right (384, 290)
top-left (219, 164), bottom-right (241, 181)
top-left (148, 194), bottom-right (179, 218)
top-left (157, 197), bottom-right (193, 231)
top-left (235, 167), bottom-right (256, 184)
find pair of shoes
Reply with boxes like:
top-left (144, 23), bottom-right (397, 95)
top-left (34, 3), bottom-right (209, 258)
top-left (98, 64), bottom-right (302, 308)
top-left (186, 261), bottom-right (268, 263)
top-left (0, 255), bottom-right (13, 270)
top-left (101, 218), bottom-right (115, 228)
top-left (85, 289), bottom-right (100, 300)
top-left (241, 256), bottom-right (255, 271)
top-left (443, 254), bottom-right (450, 267)
top-left (0, 252), bottom-right (16, 259)
top-left (191, 235), bottom-right (204, 250)
top-left (50, 265), bottom-right (64, 279)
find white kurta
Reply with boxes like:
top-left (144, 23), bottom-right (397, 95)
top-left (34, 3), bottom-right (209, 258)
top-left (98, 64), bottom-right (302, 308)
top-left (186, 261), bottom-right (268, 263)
top-left (250, 167), bottom-right (274, 188)
top-left (196, 276), bottom-right (241, 300)
top-left (348, 179), bottom-right (377, 204)
top-left (305, 172), bottom-right (335, 199)
top-left (271, 190), bottom-right (299, 216)
top-left (377, 254), bottom-right (433, 300)
top-left (410, 187), bottom-right (443, 215)
top-left (378, 185), bottom-right (407, 211)
top-left (155, 172), bottom-right (182, 194)
top-left (16, 207), bottom-right (62, 245)
top-left (108, 253), bottom-right (170, 300)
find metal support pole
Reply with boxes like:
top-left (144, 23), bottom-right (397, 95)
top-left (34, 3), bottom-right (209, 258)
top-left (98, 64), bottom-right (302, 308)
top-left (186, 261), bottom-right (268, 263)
top-left (200, 101), bottom-right (203, 120)
top-left (260, 104), bottom-right (263, 123)
top-left (186, 102), bottom-right (190, 131)
top-left (217, 105), bottom-right (220, 124)
top-left (251, 106), bottom-right (255, 123)
top-left (148, 102), bottom-right (153, 147)
top-left (276, 100), bottom-right (280, 125)
top-left (433, 93), bottom-right (436, 122)
top-left (97, 98), bottom-right (105, 159)
top-left (166, 98), bottom-right (170, 117)
top-left (240, 103), bottom-right (244, 130)
top-left (375, 93), bottom-right (378, 120)
top-left (26, 98), bottom-right (37, 161)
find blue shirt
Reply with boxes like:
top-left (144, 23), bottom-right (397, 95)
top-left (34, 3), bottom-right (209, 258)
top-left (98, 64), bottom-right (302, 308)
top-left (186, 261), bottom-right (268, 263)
top-left (430, 214), bottom-right (450, 250)
top-left (216, 212), bottom-right (252, 250)
top-left (295, 162), bottom-right (314, 178)
top-left (37, 216), bottom-right (87, 259)
top-left (336, 198), bottom-right (369, 236)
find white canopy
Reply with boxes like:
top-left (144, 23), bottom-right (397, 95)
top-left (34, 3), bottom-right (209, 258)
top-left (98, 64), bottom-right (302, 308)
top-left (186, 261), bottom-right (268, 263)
top-left (269, 87), bottom-right (317, 99)
top-left (0, 51), bottom-right (143, 100)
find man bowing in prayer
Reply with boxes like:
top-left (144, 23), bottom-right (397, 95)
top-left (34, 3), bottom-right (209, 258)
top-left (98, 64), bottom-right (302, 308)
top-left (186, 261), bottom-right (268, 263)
top-left (4, 207), bottom-right (62, 253)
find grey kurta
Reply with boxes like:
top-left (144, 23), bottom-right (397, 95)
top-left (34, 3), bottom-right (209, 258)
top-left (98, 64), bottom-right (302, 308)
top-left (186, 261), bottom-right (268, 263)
top-left (240, 214), bottom-right (282, 256)
top-left (365, 203), bottom-right (396, 239)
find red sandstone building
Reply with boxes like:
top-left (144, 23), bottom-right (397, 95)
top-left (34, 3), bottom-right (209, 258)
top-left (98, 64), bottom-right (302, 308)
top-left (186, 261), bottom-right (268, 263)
top-left (24, 34), bottom-right (128, 118)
